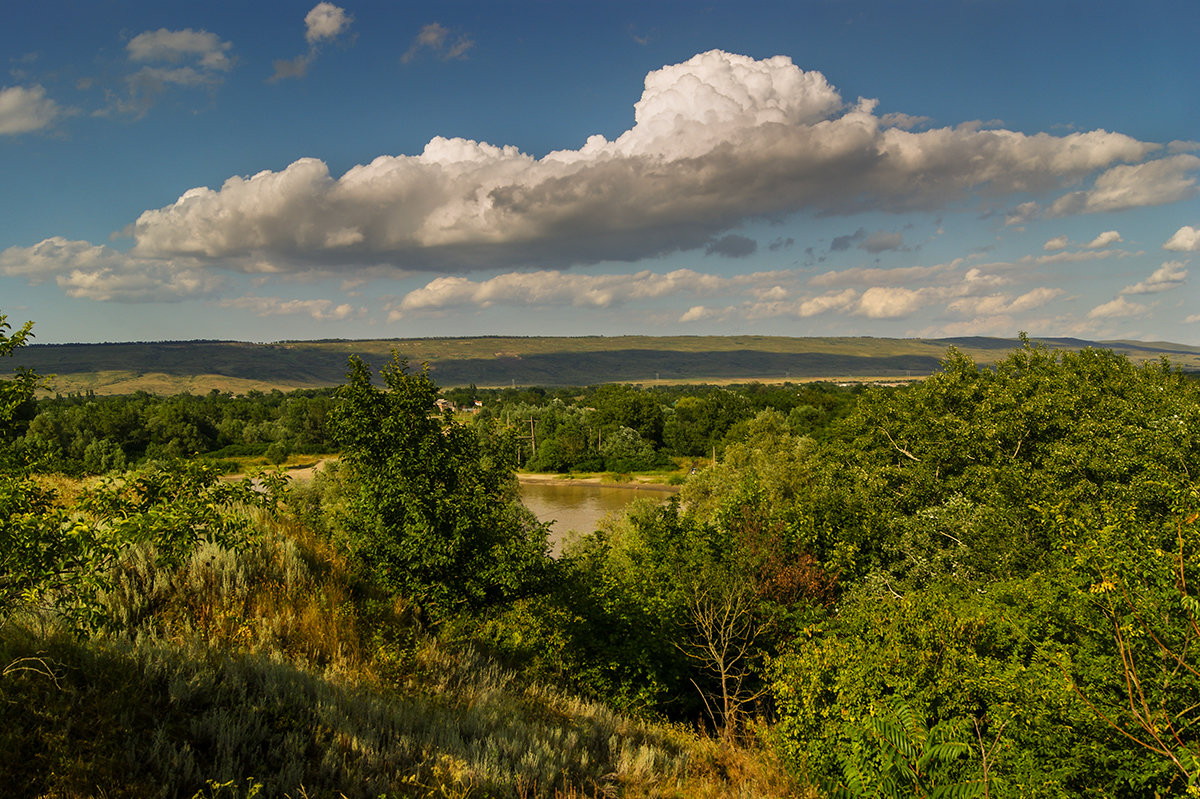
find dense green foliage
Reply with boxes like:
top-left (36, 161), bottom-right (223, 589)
top-left (766, 344), bottom-right (1200, 795)
top-left (330, 355), bottom-right (550, 620)
top-left (3, 317), bottom-right (797, 798)
top-left (461, 379), bottom-right (856, 474)
top-left (472, 341), bottom-right (1200, 796)
top-left (15, 387), bottom-right (338, 474)
top-left (7, 305), bottom-right (1200, 797)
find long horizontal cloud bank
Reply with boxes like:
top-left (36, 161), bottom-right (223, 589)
top-left (5, 50), bottom-right (1196, 296)
top-left (128, 49), bottom-right (1165, 273)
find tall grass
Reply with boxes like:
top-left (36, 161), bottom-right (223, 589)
top-left (2, 492), bottom-right (807, 798)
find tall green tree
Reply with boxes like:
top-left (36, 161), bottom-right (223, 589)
top-left (0, 312), bottom-right (62, 623)
top-left (331, 354), bottom-right (548, 620)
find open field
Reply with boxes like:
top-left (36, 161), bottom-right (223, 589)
top-left (19, 334), bottom-right (1200, 395)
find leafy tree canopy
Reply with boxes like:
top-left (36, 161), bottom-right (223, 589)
top-left (331, 354), bottom-right (549, 620)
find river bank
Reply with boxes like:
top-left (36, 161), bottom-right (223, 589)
top-left (516, 472), bottom-right (681, 493)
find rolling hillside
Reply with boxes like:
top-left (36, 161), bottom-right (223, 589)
top-left (17, 335), bottom-right (1200, 395)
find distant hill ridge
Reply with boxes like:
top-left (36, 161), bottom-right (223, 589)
top-left (17, 335), bottom-right (1200, 396)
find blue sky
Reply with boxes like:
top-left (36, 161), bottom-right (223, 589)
top-left (2, 0), bottom-right (1198, 345)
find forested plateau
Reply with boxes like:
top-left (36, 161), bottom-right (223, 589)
top-left (4, 309), bottom-right (1200, 798)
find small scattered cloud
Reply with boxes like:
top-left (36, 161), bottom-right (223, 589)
top-left (706, 234), bottom-right (757, 258)
top-left (305, 2), bottom-right (352, 44)
top-left (393, 268), bottom-right (727, 317)
top-left (221, 295), bottom-right (363, 321)
top-left (1164, 225), bottom-right (1200, 252)
top-left (679, 305), bottom-right (718, 322)
top-left (856, 286), bottom-right (925, 318)
top-left (862, 231), bottom-right (904, 253)
top-left (830, 228), bottom-right (866, 252)
top-left (768, 237), bottom-right (794, 252)
top-left (1120, 261), bottom-right (1188, 295)
top-left (1087, 295), bottom-right (1148, 319)
top-left (1043, 235), bottom-right (1069, 251)
top-left (127, 28), bottom-right (232, 70)
top-left (627, 24), bottom-right (654, 47)
top-left (810, 262), bottom-right (956, 287)
top-left (1087, 230), bottom-right (1122, 248)
top-left (1006, 201), bottom-right (1041, 227)
top-left (269, 54), bottom-right (312, 82)
top-left (271, 3), bottom-right (353, 82)
top-left (1047, 155), bottom-right (1200, 217)
top-left (946, 287), bottom-right (1063, 317)
top-left (830, 228), bottom-right (905, 254)
top-left (402, 23), bottom-right (474, 64)
top-left (106, 28), bottom-right (234, 116)
top-left (0, 84), bottom-right (63, 134)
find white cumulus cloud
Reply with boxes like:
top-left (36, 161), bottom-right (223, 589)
top-left (394, 268), bottom-right (727, 316)
top-left (946, 287), bottom-right (1064, 316)
top-left (1120, 261), bottom-right (1188, 295)
top-left (1087, 230), bottom-right (1122, 248)
top-left (856, 286), bottom-right (926, 319)
top-left (1087, 295), bottom-right (1148, 319)
top-left (272, 4), bottom-right (353, 81)
top-left (1048, 154), bottom-right (1200, 216)
top-left (0, 237), bottom-right (224, 302)
top-left (0, 85), bottom-right (63, 135)
top-left (119, 50), bottom-right (1161, 276)
top-left (305, 3), bottom-right (352, 44)
top-left (221, 296), bottom-right (362, 321)
top-left (1164, 225), bottom-right (1200, 251)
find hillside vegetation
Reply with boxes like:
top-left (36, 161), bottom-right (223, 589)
top-left (22, 334), bottom-right (1200, 395)
top-left (5, 309), bottom-right (1200, 797)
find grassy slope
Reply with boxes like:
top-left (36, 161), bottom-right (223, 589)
top-left (0, 505), bottom-right (805, 799)
top-left (21, 335), bottom-right (1200, 395)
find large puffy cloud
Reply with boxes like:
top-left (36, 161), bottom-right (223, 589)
top-left (0, 237), bottom-right (224, 301)
top-left (0, 85), bottom-right (63, 134)
top-left (125, 50), bottom-right (1163, 275)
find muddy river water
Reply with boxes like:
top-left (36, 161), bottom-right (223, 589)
top-left (519, 480), bottom-right (678, 556)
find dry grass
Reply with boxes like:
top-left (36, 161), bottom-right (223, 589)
top-left (2, 497), bottom-right (811, 799)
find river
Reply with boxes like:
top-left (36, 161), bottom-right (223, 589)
top-left (519, 480), bottom-right (678, 556)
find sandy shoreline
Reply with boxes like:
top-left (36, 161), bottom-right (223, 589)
top-left (242, 460), bottom-right (680, 493)
top-left (516, 472), bottom-right (680, 493)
